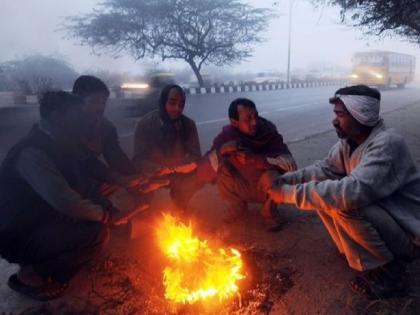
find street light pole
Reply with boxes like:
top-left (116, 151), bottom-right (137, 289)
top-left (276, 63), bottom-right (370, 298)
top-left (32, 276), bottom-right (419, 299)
top-left (286, 0), bottom-right (294, 86)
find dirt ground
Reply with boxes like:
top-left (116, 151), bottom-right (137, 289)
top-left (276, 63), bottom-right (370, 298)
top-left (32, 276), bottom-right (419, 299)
top-left (1, 101), bottom-right (420, 314)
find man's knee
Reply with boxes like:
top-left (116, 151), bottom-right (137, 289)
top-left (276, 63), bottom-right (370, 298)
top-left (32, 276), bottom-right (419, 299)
top-left (217, 164), bottom-right (235, 185)
top-left (360, 205), bottom-right (389, 226)
top-left (68, 222), bottom-right (109, 262)
top-left (344, 204), bottom-right (398, 232)
top-left (328, 205), bottom-right (384, 220)
top-left (216, 166), bottom-right (237, 195)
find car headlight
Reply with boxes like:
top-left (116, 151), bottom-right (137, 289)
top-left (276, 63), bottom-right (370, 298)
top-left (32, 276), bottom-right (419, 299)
top-left (374, 74), bottom-right (383, 79)
top-left (350, 74), bottom-right (359, 79)
top-left (121, 83), bottom-right (149, 89)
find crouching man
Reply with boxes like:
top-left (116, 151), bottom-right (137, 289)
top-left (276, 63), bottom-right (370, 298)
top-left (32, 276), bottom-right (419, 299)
top-left (198, 98), bottom-right (297, 228)
top-left (261, 85), bottom-right (420, 298)
top-left (0, 91), bottom-right (148, 301)
top-left (133, 84), bottom-right (202, 212)
top-left (72, 75), bottom-right (138, 177)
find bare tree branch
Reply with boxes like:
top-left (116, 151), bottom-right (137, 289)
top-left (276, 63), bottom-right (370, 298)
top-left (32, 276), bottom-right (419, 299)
top-left (313, 0), bottom-right (420, 44)
top-left (65, 0), bottom-right (273, 86)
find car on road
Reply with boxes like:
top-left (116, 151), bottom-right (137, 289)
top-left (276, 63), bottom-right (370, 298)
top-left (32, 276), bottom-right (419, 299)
top-left (123, 73), bottom-right (176, 117)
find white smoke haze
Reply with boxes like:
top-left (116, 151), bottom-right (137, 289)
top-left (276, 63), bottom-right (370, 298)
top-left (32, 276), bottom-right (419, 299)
top-left (1, 0), bottom-right (419, 81)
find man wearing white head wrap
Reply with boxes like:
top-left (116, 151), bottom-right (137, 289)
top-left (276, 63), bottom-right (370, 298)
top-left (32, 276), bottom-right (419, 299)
top-left (336, 94), bottom-right (380, 127)
top-left (259, 85), bottom-right (420, 299)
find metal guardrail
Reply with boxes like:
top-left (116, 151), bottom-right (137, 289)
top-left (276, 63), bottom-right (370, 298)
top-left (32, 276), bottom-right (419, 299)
top-left (185, 80), bottom-right (349, 95)
top-left (0, 80), bottom-right (350, 105)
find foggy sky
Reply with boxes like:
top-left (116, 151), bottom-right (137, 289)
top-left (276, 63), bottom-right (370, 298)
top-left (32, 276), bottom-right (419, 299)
top-left (1, 0), bottom-right (419, 76)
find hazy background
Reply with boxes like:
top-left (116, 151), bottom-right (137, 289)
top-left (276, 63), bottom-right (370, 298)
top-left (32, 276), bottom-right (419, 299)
top-left (1, 0), bottom-right (419, 79)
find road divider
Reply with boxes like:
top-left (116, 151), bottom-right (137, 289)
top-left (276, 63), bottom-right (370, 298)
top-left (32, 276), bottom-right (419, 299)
top-left (185, 80), bottom-right (349, 95)
top-left (0, 80), bottom-right (349, 107)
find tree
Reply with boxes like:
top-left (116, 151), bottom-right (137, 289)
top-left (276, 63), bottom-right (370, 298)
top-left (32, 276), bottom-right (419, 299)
top-left (318, 0), bottom-right (420, 44)
top-left (66, 0), bottom-right (273, 86)
top-left (0, 55), bottom-right (78, 94)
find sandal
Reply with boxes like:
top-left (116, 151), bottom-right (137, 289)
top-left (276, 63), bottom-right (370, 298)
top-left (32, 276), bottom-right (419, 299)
top-left (8, 274), bottom-right (68, 301)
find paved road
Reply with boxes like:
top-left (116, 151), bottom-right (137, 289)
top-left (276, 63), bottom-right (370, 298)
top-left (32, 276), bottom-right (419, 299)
top-left (1, 84), bottom-right (420, 160)
top-left (118, 84), bottom-right (420, 151)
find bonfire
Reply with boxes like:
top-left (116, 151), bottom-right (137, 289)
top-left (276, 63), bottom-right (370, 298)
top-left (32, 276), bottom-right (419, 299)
top-left (156, 213), bottom-right (246, 305)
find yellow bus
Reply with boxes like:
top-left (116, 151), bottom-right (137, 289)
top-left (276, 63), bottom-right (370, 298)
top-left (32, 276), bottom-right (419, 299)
top-left (351, 51), bottom-right (416, 88)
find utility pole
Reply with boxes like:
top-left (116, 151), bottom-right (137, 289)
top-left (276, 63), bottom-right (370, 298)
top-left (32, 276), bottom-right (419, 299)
top-left (286, 0), bottom-right (294, 86)
top-left (273, 0), bottom-right (295, 85)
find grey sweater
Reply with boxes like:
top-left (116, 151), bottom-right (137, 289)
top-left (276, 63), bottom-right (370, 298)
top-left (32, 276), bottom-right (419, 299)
top-left (279, 121), bottom-right (420, 244)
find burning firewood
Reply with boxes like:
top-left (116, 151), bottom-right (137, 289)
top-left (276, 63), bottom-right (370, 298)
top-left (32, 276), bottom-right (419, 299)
top-left (156, 213), bottom-right (246, 306)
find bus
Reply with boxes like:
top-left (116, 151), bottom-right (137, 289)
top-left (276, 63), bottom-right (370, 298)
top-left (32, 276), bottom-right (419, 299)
top-left (350, 51), bottom-right (416, 88)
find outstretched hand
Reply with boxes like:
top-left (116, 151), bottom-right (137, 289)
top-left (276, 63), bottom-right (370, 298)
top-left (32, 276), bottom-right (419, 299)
top-left (112, 173), bottom-right (149, 188)
top-left (266, 186), bottom-right (284, 204)
top-left (258, 170), bottom-right (281, 192)
top-left (110, 202), bottom-right (150, 226)
top-left (125, 175), bottom-right (149, 188)
top-left (276, 155), bottom-right (298, 172)
top-left (174, 162), bottom-right (198, 174)
top-left (154, 162), bottom-right (198, 176)
top-left (139, 178), bottom-right (170, 193)
top-left (154, 167), bottom-right (173, 176)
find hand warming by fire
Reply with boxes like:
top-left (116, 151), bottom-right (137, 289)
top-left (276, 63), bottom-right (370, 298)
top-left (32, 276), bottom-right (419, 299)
top-left (156, 213), bottom-right (245, 305)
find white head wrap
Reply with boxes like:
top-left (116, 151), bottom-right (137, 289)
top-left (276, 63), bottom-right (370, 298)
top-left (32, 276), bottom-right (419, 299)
top-left (337, 94), bottom-right (381, 127)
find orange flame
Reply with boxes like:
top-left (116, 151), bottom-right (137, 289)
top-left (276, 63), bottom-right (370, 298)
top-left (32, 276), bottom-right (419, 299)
top-left (156, 213), bottom-right (245, 304)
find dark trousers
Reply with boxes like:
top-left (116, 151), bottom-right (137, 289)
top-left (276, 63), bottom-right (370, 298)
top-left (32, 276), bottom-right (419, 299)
top-left (2, 218), bottom-right (109, 283)
top-left (216, 163), bottom-right (267, 217)
top-left (169, 172), bottom-right (203, 209)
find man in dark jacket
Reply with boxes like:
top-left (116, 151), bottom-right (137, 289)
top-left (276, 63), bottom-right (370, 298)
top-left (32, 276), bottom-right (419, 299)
top-left (0, 91), bottom-right (147, 301)
top-left (133, 84), bottom-right (202, 211)
top-left (197, 98), bottom-right (297, 226)
top-left (73, 75), bottom-right (137, 180)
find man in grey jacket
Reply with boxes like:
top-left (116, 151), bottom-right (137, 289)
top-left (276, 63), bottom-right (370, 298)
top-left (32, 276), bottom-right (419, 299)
top-left (261, 85), bottom-right (420, 299)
